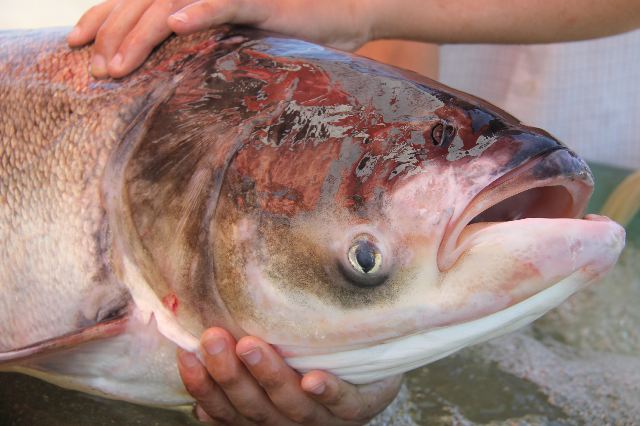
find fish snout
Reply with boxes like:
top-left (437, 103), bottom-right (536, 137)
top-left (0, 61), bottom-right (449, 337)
top-left (438, 148), bottom-right (595, 271)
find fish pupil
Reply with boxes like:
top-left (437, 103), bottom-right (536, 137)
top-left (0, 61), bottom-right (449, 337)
top-left (355, 243), bottom-right (376, 273)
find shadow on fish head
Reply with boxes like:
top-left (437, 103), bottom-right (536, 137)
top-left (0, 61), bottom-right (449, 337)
top-left (109, 28), bottom-right (625, 383)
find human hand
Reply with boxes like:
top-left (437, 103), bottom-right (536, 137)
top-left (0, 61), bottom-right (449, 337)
top-left (67, 0), bottom-right (373, 79)
top-left (68, 0), bottom-right (640, 79)
top-left (176, 327), bottom-right (403, 425)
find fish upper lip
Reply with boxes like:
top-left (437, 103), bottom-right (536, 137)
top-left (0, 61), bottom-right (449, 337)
top-left (437, 148), bottom-right (594, 271)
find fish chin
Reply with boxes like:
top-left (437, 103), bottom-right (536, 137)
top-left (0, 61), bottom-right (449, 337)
top-left (285, 268), bottom-right (595, 384)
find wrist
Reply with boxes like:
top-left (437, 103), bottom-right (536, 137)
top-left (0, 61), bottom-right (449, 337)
top-left (337, 0), bottom-right (379, 50)
top-left (362, 0), bottom-right (392, 42)
top-left (364, 0), bottom-right (430, 42)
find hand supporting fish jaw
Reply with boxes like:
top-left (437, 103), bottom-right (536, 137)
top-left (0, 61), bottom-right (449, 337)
top-left (176, 328), bottom-right (402, 425)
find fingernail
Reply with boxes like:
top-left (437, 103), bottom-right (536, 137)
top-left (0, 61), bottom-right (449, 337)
top-left (68, 26), bottom-right (80, 40)
top-left (179, 351), bottom-right (199, 368)
top-left (170, 12), bottom-right (188, 23)
top-left (109, 52), bottom-right (123, 69)
top-left (203, 338), bottom-right (225, 356)
top-left (91, 54), bottom-right (106, 75)
top-left (306, 382), bottom-right (326, 395)
top-left (194, 404), bottom-right (217, 424)
top-left (240, 348), bottom-right (262, 365)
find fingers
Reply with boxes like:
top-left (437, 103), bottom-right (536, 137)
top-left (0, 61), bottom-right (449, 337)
top-left (69, 0), bottom-right (265, 79)
top-left (69, 0), bottom-right (196, 78)
top-left (168, 0), bottom-right (241, 36)
top-left (100, 0), bottom-right (197, 77)
top-left (180, 328), bottom-right (403, 425)
top-left (194, 404), bottom-right (223, 425)
top-left (301, 371), bottom-right (404, 422)
top-left (177, 348), bottom-right (240, 425)
top-left (92, 0), bottom-right (165, 77)
top-left (67, 0), bottom-right (123, 46)
top-left (234, 336), bottom-right (334, 424)
top-left (196, 328), bottom-right (298, 425)
top-left (234, 336), bottom-right (402, 425)
top-left (167, 0), bottom-right (270, 35)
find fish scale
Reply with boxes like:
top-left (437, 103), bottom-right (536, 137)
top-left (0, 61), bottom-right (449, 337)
top-left (0, 25), bottom-right (228, 350)
top-left (0, 37), bottom-right (120, 352)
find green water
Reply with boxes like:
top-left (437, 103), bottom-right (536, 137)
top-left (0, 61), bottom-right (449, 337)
top-left (586, 162), bottom-right (640, 241)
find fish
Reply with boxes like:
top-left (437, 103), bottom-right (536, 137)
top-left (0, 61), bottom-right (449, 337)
top-left (0, 25), bottom-right (625, 406)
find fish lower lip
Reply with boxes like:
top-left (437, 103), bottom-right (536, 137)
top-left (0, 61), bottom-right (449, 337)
top-left (437, 149), bottom-right (594, 271)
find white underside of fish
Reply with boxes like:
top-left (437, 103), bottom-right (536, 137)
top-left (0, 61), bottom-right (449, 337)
top-left (0, 311), bottom-right (193, 406)
top-left (286, 269), bottom-right (594, 383)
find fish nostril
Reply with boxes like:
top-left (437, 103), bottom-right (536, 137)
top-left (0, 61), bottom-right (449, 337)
top-left (431, 121), bottom-right (456, 148)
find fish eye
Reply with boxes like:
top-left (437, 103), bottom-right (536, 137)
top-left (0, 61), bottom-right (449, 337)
top-left (348, 239), bottom-right (382, 274)
top-left (341, 234), bottom-right (388, 287)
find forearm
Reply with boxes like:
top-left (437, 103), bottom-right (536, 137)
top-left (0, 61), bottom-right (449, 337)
top-left (355, 40), bottom-right (439, 79)
top-left (367, 0), bottom-right (640, 44)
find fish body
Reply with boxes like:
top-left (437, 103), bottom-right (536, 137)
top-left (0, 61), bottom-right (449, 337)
top-left (0, 26), bottom-right (625, 405)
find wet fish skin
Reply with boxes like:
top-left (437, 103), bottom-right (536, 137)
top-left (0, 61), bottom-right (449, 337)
top-left (0, 27), bottom-right (252, 354)
top-left (0, 26), bottom-right (625, 405)
top-left (0, 27), bottom-right (235, 404)
top-left (0, 28), bottom-right (135, 352)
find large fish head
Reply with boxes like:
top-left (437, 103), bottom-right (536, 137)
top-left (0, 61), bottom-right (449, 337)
top-left (205, 34), bottom-right (624, 382)
top-left (108, 28), bottom-right (625, 384)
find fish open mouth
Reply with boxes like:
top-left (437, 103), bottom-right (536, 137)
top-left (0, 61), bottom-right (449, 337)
top-left (437, 148), bottom-right (595, 271)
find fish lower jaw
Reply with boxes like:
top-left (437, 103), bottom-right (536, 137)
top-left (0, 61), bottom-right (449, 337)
top-left (284, 269), bottom-right (600, 385)
top-left (438, 214), bottom-right (624, 274)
